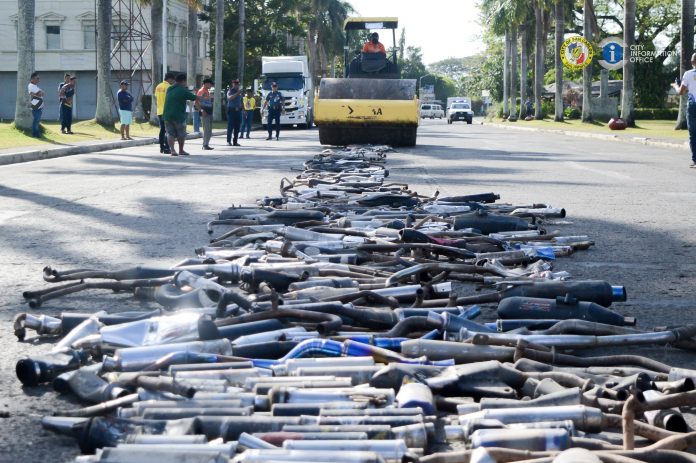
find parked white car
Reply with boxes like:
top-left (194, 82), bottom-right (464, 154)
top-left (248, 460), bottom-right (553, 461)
top-left (447, 102), bottom-right (474, 124)
top-left (420, 103), bottom-right (444, 119)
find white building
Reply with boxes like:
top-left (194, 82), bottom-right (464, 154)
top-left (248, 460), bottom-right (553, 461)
top-left (0, 0), bottom-right (212, 121)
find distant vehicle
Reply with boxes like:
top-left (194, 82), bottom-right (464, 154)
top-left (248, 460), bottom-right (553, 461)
top-left (446, 96), bottom-right (470, 108)
top-left (420, 103), bottom-right (444, 119)
top-left (447, 101), bottom-right (474, 125)
top-left (258, 56), bottom-right (314, 129)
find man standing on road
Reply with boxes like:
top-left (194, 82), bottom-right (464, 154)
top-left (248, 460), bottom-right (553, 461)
top-left (226, 79), bottom-right (243, 147)
top-left (59, 76), bottom-right (76, 134)
top-left (241, 88), bottom-right (256, 139)
top-left (155, 72), bottom-right (175, 154)
top-left (197, 78), bottom-right (214, 150)
top-left (117, 81), bottom-right (134, 140)
top-left (28, 72), bottom-right (44, 138)
top-left (163, 73), bottom-right (198, 156)
top-left (674, 53), bottom-right (696, 168)
top-left (58, 73), bottom-right (70, 123)
top-left (263, 82), bottom-right (284, 141)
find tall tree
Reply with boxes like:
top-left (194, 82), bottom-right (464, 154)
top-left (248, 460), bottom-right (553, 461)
top-left (149, 0), bottom-right (163, 124)
top-left (554, 0), bottom-right (564, 121)
top-left (187, 2), bottom-right (198, 89)
top-left (95, 0), bottom-right (113, 126)
top-left (306, 0), bottom-right (352, 83)
top-left (519, 24), bottom-right (529, 118)
top-left (509, 24), bottom-right (518, 119)
top-left (213, 0), bottom-right (224, 121)
top-left (238, 0), bottom-right (246, 85)
top-left (621, 0), bottom-right (636, 126)
top-left (676, 0), bottom-right (694, 130)
top-left (581, 0), bottom-right (593, 122)
top-left (503, 30), bottom-right (510, 116)
top-left (14, 0), bottom-right (35, 132)
top-left (533, 0), bottom-right (545, 119)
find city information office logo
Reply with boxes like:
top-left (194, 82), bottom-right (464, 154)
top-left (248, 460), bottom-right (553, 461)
top-left (598, 37), bottom-right (625, 70)
top-left (560, 36), bottom-right (594, 70)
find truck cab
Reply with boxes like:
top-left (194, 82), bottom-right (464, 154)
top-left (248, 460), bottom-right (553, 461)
top-left (259, 56), bottom-right (314, 129)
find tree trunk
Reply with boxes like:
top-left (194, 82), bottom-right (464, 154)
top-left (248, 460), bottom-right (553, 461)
top-left (582, 0), bottom-right (593, 122)
top-left (238, 0), bottom-right (245, 86)
top-left (213, 0), bottom-right (224, 122)
top-left (676, 0), bottom-right (694, 130)
top-left (554, 0), bottom-right (564, 121)
top-left (533, 1), bottom-right (544, 120)
top-left (150, 0), bottom-right (163, 125)
top-left (14, 0), bottom-right (35, 131)
top-left (187, 3), bottom-right (198, 89)
top-left (621, 0), bottom-right (636, 126)
top-left (306, 27), bottom-right (318, 86)
top-left (510, 24), bottom-right (518, 120)
top-left (318, 43), bottom-right (329, 78)
top-left (95, 0), bottom-right (113, 126)
top-left (520, 25), bottom-right (528, 119)
top-left (503, 29), bottom-right (510, 117)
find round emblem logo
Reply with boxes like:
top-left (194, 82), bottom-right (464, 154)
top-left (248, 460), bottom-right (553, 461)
top-left (560, 36), bottom-right (594, 70)
top-left (598, 36), bottom-right (626, 70)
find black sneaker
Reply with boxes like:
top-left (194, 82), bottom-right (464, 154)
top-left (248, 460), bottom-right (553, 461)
top-left (266, 136), bottom-right (272, 140)
top-left (227, 142), bottom-right (232, 146)
top-left (246, 135), bottom-right (250, 139)
top-left (233, 143), bottom-right (241, 146)
top-left (163, 149), bottom-right (171, 155)
top-left (203, 145), bottom-right (214, 150)
top-left (276, 136), bottom-right (279, 141)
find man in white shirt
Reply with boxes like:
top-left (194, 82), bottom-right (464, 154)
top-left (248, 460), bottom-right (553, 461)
top-left (674, 53), bottom-right (696, 167)
top-left (27, 72), bottom-right (44, 138)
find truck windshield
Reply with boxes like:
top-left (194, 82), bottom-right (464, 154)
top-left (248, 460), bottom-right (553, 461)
top-left (263, 76), bottom-right (303, 91)
top-left (452, 103), bottom-right (470, 109)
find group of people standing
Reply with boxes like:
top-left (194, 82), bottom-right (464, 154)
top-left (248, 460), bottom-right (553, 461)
top-left (153, 73), bottom-right (286, 156)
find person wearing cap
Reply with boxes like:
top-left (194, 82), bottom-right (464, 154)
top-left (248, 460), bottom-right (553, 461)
top-left (117, 80), bottom-right (134, 140)
top-left (241, 88), bottom-right (256, 139)
top-left (59, 76), bottom-right (77, 134)
top-left (163, 73), bottom-right (199, 156)
top-left (262, 81), bottom-right (284, 140)
top-left (362, 32), bottom-right (386, 54)
top-left (155, 72), bottom-right (175, 154)
top-left (197, 78), bottom-right (214, 150)
top-left (226, 79), bottom-right (243, 146)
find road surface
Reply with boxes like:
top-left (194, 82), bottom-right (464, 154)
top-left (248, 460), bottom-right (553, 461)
top-left (1, 119), bottom-right (695, 459)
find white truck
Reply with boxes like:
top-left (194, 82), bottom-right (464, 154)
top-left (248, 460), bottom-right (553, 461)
top-left (259, 56), bottom-right (314, 129)
top-left (446, 96), bottom-right (474, 125)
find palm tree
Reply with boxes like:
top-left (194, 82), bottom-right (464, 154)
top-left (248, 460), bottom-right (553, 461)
top-left (519, 24), bottom-right (529, 118)
top-left (554, 0), bottom-right (564, 121)
top-left (503, 30), bottom-right (510, 116)
top-left (14, 0), bottom-right (35, 132)
top-left (533, 0), bottom-right (545, 120)
top-left (620, 0), bottom-right (636, 126)
top-left (509, 25), bottom-right (518, 120)
top-left (149, 0), bottom-right (163, 125)
top-left (581, 0), bottom-right (593, 122)
top-left (213, 0), bottom-right (224, 122)
top-left (676, 0), bottom-right (694, 130)
top-left (95, 0), bottom-right (113, 126)
top-left (187, 2), bottom-right (198, 89)
top-left (306, 0), bottom-right (352, 83)
top-left (238, 0), bottom-right (246, 86)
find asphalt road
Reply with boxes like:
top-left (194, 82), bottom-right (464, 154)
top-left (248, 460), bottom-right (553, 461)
top-left (1, 119), bottom-right (696, 460)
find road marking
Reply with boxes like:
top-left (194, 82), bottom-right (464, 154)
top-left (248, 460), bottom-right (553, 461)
top-left (564, 161), bottom-right (632, 180)
top-left (0, 210), bottom-right (27, 223)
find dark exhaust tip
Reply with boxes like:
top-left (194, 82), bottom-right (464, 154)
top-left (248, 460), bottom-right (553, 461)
top-left (16, 358), bottom-right (41, 386)
top-left (665, 413), bottom-right (689, 433)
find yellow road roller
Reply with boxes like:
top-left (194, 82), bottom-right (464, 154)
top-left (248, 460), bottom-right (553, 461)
top-left (314, 17), bottom-right (419, 147)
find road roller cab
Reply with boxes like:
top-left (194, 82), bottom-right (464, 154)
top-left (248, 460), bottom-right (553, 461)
top-left (314, 17), bottom-right (419, 147)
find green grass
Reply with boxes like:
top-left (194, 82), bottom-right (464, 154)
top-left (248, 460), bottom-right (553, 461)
top-left (0, 120), bottom-right (230, 150)
top-left (497, 118), bottom-right (688, 140)
top-left (0, 120), bottom-right (160, 150)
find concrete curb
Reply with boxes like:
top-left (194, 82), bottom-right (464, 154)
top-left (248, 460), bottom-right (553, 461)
top-left (0, 130), bottom-right (227, 167)
top-left (486, 122), bottom-right (689, 151)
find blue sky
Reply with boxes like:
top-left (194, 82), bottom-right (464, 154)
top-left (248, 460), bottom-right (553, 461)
top-left (346, 0), bottom-right (485, 65)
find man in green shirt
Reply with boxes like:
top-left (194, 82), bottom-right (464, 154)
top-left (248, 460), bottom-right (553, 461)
top-left (163, 73), bottom-right (199, 156)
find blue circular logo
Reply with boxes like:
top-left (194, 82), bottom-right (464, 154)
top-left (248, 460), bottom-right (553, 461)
top-left (598, 37), bottom-right (626, 70)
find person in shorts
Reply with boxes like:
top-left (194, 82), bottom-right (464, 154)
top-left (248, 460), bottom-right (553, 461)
top-left (163, 73), bottom-right (198, 156)
top-left (117, 80), bottom-right (134, 140)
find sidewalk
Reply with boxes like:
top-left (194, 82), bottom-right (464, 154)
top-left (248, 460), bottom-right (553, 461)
top-left (0, 129), bottom-right (227, 166)
top-left (485, 121), bottom-right (689, 151)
